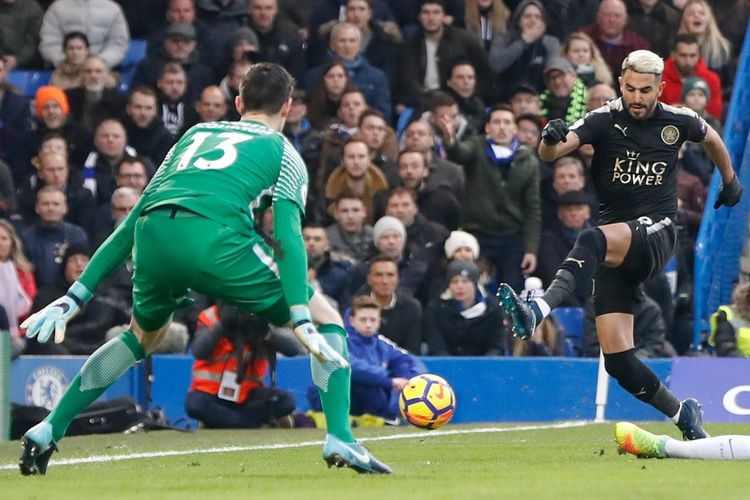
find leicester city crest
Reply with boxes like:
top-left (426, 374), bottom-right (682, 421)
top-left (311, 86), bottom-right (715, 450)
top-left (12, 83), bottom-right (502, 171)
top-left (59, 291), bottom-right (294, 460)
top-left (25, 366), bottom-right (69, 410)
top-left (661, 125), bottom-right (680, 145)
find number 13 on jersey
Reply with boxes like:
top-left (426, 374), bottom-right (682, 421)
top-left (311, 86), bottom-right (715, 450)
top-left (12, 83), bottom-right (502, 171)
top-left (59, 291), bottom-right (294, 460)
top-left (176, 131), bottom-right (253, 171)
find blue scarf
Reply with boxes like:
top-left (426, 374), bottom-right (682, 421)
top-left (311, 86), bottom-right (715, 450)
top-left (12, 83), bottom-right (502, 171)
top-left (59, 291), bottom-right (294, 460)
top-left (484, 137), bottom-right (519, 175)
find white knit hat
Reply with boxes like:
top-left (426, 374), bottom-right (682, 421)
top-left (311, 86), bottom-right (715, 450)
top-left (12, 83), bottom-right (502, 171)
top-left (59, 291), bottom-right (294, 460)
top-left (444, 230), bottom-right (480, 259)
top-left (373, 216), bottom-right (406, 244)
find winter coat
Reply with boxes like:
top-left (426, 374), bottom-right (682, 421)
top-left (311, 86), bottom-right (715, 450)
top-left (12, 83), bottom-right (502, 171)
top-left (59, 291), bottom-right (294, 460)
top-left (39, 0), bottom-right (130, 68)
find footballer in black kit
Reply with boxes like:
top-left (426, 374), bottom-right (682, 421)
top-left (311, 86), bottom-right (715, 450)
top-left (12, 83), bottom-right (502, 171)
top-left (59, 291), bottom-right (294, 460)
top-left (498, 50), bottom-right (742, 442)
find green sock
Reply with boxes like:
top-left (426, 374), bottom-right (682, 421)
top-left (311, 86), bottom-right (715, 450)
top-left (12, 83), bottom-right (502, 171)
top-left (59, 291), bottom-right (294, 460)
top-left (46, 331), bottom-right (146, 442)
top-left (315, 323), bottom-right (355, 443)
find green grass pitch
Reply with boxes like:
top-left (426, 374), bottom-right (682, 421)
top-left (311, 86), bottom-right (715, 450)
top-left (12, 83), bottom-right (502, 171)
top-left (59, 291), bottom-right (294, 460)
top-left (1, 422), bottom-right (749, 499)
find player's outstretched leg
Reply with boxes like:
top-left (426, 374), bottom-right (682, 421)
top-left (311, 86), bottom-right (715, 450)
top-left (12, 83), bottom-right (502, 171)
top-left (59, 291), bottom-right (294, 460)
top-left (314, 323), bottom-right (392, 474)
top-left (615, 422), bottom-right (669, 459)
top-left (19, 330), bottom-right (146, 475)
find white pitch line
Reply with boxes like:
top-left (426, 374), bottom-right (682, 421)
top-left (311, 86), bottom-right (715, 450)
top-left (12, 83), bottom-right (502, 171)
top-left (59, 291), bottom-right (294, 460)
top-left (0, 421), bottom-right (592, 471)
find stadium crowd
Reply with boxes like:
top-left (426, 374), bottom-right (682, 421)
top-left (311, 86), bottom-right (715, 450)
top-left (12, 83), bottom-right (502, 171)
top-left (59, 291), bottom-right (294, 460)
top-left (1, 0), bottom-right (748, 361)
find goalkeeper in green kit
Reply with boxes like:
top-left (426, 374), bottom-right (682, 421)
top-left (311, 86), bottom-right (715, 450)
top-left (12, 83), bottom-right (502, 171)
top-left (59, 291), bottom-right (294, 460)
top-left (19, 63), bottom-right (392, 476)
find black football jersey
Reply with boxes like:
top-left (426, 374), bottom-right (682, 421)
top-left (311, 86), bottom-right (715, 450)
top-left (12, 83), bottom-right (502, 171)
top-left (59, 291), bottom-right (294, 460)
top-left (570, 98), bottom-right (708, 224)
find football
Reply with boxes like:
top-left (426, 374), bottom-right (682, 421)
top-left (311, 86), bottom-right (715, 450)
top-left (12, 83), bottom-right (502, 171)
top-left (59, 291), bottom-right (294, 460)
top-left (399, 374), bottom-right (456, 429)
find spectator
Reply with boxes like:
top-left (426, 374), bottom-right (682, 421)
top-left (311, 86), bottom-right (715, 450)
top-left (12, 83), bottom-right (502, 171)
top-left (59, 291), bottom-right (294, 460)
top-left (25, 242), bottom-right (128, 355)
top-left (356, 109), bottom-right (400, 187)
top-left (66, 56), bottom-right (125, 133)
top-left (147, 0), bottom-right (221, 72)
top-left (306, 61), bottom-right (354, 132)
top-left (540, 155), bottom-right (590, 228)
top-left (114, 155), bottom-right (150, 194)
top-left (324, 137), bottom-right (389, 222)
top-left (0, 0), bottom-right (43, 70)
top-left (397, 0), bottom-right (490, 109)
top-left (325, 191), bottom-right (374, 263)
top-left (218, 60), bottom-right (251, 121)
top-left (380, 148), bottom-right (460, 230)
top-left (509, 84), bottom-right (542, 119)
top-left (680, 77), bottom-right (721, 133)
top-left (0, 55), bottom-right (31, 183)
top-left (91, 186), bottom-right (140, 249)
top-left (586, 83), bottom-right (617, 111)
top-left (81, 118), bottom-right (136, 206)
top-left (184, 304), bottom-right (297, 428)
top-left (123, 87), bottom-right (174, 166)
top-left (439, 104), bottom-right (541, 292)
top-left (222, 26), bottom-right (261, 76)
top-left (304, 22), bottom-right (391, 122)
top-left (0, 219), bottom-right (35, 352)
top-left (581, 0), bottom-right (650, 79)
top-left (421, 91), bottom-right (475, 158)
top-left (316, 88), bottom-right (368, 191)
top-left (402, 119), bottom-right (464, 200)
top-left (626, 0), bottom-right (680, 58)
top-left (708, 0), bottom-right (750, 58)
top-left (709, 282), bottom-right (750, 358)
top-left (354, 256), bottom-right (424, 353)
top-left (515, 113), bottom-right (543, 153)
top-left (31, 85), bottom-right (92, 169)
top-left (282, 90), bottom-right (321, 188)
top-left (539, 57), bottom-right (589, 125)
top-left (677, 0), bottom-right (733, 89)
top-left (182, 85), bottom-right (228, 131)
top-left (247, 0), bottom-right (307, 79)
top-left (304, 223), bottom-right (354, 308)
top-left (463, 0), bottom-right (510, 52)
top-left (344, 295), bottom-right (426, 419)
top-left (660, 33), bottom-right (722, 120)
top-left (16, 151), bottom-right (95, 233)
top-left (131, 22), bottom-right (215, 102)
top-left (560, 31), bottom-right (614, 88)
top-left (39, 0), bottom-right (130, 69)
top-left (536, 190), bottom-right (593, 305)
top-left (384, 187), bottom-right (448, 268)
top-left (424, 260), bottom-right (506, 355)
top-left (157, 62), bottom-right (190, 136)
top-left (50, 32), bottom-right (89, 90)
top-left (20, 186), bottom-right (88, 287)
top-left (425, 228), bottom-right (488, 299)
top-left (0, 159), bottom-right (13, 219)
top-left (443, 60), bottom-right (486, 135)
top-left (489, 0), bottom-right (561, 100)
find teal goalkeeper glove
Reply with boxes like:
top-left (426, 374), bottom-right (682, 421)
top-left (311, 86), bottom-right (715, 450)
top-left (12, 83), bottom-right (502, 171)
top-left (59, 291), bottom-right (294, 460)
top-left (21, 281), bottom-right (92, 344)
top-left (290, 306), bottom-right (349, 369)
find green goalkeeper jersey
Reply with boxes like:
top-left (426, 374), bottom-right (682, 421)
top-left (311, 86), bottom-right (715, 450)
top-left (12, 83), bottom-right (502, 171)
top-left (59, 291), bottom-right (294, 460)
top-left (79, 119), bottom-right (312, 309)
top-left (141, 120), bottom-right (307, 236)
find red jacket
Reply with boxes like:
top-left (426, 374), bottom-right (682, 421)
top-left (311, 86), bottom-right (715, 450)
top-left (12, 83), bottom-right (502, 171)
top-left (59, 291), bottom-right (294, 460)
top-left (189, 306), bottom-right (268, 404)
top-left (661, 57), bottom-right (723, 120)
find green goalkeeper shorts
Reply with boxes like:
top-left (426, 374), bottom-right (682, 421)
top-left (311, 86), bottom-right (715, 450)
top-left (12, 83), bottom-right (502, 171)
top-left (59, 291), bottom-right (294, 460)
top-left (131, 206), bottom-right (312, 331)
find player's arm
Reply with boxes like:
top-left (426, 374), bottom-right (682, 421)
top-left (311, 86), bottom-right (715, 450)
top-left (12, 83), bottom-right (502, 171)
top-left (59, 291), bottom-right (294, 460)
top-left (538, 119), bottom-right (581, 162)
top-left (701, 124), bottom-right (742, 208)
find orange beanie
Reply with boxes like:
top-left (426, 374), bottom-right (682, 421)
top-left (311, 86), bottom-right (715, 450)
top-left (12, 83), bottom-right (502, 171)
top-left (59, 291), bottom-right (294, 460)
top-left (35, 86), bottom-right (70, 117)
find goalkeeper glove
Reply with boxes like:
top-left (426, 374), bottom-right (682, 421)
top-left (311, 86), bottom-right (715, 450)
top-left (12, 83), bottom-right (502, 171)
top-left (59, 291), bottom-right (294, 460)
top-left (290, 306), bottom-right (349, 369)
top-left (21, 281), bottom-right (92, 344)
top-left (541, 119), bottom-right (569, 145)
top-left (714, 174), bottom-right (743, 209)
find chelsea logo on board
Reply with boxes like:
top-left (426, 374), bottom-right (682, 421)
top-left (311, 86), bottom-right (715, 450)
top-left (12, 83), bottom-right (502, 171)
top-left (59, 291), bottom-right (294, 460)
top-left (25, 366), bottom-right (69, 410)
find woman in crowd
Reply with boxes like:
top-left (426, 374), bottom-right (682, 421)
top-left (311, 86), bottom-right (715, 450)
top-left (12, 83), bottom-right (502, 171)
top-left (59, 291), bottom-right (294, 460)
top-left (559, 31), bottom-right (613, 88)
top-left (0, 219), bottom-right (35, 356)
top-left (307, 61), bottom-right (355, 132)
top-left (677, 0), bottom-right (733, 88)
top-left (50, 32), bottom-right (90, 90)
top-left (464, 0), bottom-right (511, 52)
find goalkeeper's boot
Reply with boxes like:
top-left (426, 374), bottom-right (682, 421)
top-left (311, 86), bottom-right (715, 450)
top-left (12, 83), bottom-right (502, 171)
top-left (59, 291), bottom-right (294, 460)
top-left (322, 434), bottom-right (393, 474)
top-left (614, 422), bottom-right (668, 459)
top-left (676, 398), bottom-right (709, 440)
top-left (19, 422), bottom-right (58, 476)
top-left (497, 283), bottom-right (536, 340)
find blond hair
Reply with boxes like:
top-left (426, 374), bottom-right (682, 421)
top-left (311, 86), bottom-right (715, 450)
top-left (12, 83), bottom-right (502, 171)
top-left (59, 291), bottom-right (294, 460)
top-left (621, 49), bottom-right (664, 76)
top-left (678, 0), bottom-right (732, 70)
top-left (561, 31), bottom-right (614, 86)
top-left (0, 219), bottom-right (33, 272)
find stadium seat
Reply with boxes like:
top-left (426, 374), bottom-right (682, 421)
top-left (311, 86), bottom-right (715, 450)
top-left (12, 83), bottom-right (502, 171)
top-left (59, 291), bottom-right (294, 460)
top-left (6, 70), bottom-right (52, 98)
top-left (117, 67), bottom-right (136, 94)
top-left (121, 39), bottom-right (147, 69)
top-left (550, 307), bottom-right (584, 356)
top-left (395, 107), bottom-right (414, 139)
